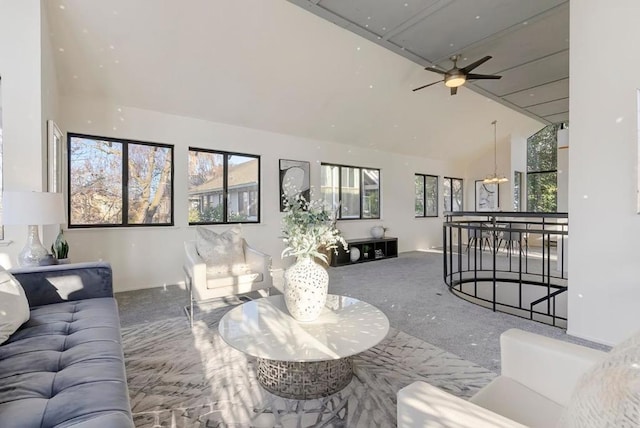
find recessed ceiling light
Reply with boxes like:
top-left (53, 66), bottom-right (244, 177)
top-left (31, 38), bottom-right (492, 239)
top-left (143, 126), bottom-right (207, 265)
top-left (475, 15), bottom-right (480, 19)
top-left (369, 84), bottom-right (374, 89)
top-left (367, 16), bottom-right (371, 20)
top-left (523, 21), bottom-right (528, 25)
top-left (449, 43), bottom-right (454, 47)
top-left (109, 45), bottom-right (115, 50)
top-left (59, 5), bottom-right (65, 10)
top-left (529, 93), bottom-right (535, 96)
top-left (58, 47), bottom-right (64, 52)
top-left (114, 59), bottom-right (120, 64)
top-left (404, 3), bottom-right (408, 7)
top-left (365, 24), bottom-right (369, 28)
top-left (356, 46), bottom-right (361, 51)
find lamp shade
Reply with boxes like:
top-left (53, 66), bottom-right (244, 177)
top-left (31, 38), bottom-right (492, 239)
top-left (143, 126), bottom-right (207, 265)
top-left (3, 191), bottom-right (66, 225)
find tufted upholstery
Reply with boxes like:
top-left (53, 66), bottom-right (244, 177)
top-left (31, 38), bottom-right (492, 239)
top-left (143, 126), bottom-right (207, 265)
top-left (0, 263), bottom-right (133, 428)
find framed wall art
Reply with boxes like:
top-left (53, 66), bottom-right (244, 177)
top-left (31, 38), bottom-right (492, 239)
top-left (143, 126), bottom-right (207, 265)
top-left (279, 159), bottom-right (310, 211)
top-left (475, 180), bottom-right (499, 211)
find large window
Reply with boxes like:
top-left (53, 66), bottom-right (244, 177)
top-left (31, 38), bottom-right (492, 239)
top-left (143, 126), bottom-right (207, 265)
top-left (188, 148), bottom-right (260, 224)
top-left (321, 163), bottom-right (380, 219)
top-left (443, 177), bottom-right (463, 212)
top-left (68, 134), bottom-right (173, 227)
top-left (415, 174), bottom-right (438, 217)
top-left (527, 124), bottom-right (559, 212)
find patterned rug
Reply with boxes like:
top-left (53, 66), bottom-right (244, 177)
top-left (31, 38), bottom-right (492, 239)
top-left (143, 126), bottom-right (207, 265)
top-left (122, 300), bottom-right (496, 427)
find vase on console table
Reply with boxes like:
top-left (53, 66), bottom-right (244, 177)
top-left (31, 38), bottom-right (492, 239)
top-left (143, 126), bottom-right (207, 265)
top-left (284, 256), bottom-right (329, 322)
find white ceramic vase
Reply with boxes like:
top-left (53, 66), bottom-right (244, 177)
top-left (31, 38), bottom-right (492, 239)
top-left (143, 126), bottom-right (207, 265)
top-left (284, 257), bottom-right (329, 322)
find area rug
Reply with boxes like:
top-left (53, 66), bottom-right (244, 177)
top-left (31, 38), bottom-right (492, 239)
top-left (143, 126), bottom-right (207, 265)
top-left (122, 300), bottom-right (496, 427)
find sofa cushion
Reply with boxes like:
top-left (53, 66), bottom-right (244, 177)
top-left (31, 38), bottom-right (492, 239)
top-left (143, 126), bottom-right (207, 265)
top-left (471, 376), bottom-right (564, 428)
top-left (558, 330), bottom-right (640, 428)
top-left (196, 226), bottom-right (246, 276)
top-left (0, 266), bottom-right (29, 345)
top-left (0, 298), bottom-right (133, 428)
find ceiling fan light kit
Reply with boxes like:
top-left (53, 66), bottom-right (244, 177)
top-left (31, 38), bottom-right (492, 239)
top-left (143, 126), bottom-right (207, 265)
top-left (413, 55), bottom-right (501, 95)
top-left (483, 120), bottom-right (509, 185)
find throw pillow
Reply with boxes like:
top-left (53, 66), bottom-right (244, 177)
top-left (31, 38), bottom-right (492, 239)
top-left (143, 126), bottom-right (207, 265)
top-left (558, 330), bottom-right (640, 427)
top-left (0, 266), bottom-right (30, 344)
top-left (196, 226), bottom-right (246, 276)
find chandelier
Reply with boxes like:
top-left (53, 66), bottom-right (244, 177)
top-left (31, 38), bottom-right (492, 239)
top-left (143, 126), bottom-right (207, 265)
top-left (483, 120), bottom-right (509, 184)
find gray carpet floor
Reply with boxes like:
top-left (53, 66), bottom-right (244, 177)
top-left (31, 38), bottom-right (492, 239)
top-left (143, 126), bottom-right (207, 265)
top-left (116, 250), bottom-right (608, 373)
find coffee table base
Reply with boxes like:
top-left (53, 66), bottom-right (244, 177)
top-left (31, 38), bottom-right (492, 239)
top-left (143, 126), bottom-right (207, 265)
top-left (257, 357), bottom-right (353, 399)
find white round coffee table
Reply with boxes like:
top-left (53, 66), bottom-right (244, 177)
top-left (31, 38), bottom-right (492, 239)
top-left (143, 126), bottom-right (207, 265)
top-left (218, 294), bottom-right (389, 399)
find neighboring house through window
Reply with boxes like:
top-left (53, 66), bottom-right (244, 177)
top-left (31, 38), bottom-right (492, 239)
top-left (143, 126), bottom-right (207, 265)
top-left (415, 174), bottom-right (438, 217)
top-left (320, 163), bottom-right (380, 219)
top-left (188, 148), bottom-right (260, 224)
top-left (443, 177), bottom-right (463, 212)
top-left (68, 133), bottom-right (174, 227)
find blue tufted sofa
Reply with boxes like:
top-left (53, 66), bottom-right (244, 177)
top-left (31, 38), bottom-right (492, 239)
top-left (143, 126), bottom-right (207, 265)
top-left (0, 262), bottom-right (134, 427)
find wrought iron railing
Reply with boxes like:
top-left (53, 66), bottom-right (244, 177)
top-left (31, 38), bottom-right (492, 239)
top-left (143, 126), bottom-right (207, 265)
top-left (443, 212), bottom-right (568, 327)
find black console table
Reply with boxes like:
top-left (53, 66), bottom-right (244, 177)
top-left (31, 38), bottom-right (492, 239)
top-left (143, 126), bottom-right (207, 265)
top-left (330, 237), bottom-right (398, 267)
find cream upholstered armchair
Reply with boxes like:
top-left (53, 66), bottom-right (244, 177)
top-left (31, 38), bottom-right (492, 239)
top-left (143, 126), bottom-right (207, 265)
top-left (396, 328), bottom-right (640, 428)
top-left (183, 226), bottom-right (272, 326)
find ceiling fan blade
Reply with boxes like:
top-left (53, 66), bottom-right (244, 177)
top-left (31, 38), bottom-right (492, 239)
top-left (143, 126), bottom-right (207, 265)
top-left (466, 73), bottom-right (502, 80)
top-left (412, 80), bottom-right (442, 92)
top-left (450, 86), bottom-right (458, 96)
top-left (424, 66), bottom-right (447, 75)
top-left (461, 55), bottom-right (492, 73)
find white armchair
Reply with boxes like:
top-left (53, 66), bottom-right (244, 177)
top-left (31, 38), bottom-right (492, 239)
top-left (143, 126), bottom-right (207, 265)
top-left (397, 329), bottom-right (608, 428)
top-left (183, 239), bottom-right (272, 327)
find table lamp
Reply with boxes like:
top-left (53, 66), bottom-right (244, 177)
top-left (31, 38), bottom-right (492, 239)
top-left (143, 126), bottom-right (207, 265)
top-left (2, 191), bottom-right (66, 266)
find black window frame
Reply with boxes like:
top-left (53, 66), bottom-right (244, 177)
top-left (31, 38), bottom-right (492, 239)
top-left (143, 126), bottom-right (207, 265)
top-left (443, 176), bottom-right (464, 212)
top-left (67, 133), bottom-right (174, 228)
top-left (320, 162), bottom-right (381, 220)
top-left (188, 147), bottom-right (261, 225)
top-left (415, 173), bottom-right (439, 218)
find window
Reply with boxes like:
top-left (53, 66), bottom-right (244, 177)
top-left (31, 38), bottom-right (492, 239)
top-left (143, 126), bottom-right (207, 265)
top-left (443, 177), bottom-right (463, 212)
top-left (527, 124), bottom-right (559, 212)
top-left (188, 148), bottom-right (260, 224)
top-left (513, 171), bottom-right (523, 212)
top-left (415, 174), bottom-right (438, 217)
top-left (68, 134), bottom-right (173, 227)
top-left (321, 163), bottom-right (380, 220)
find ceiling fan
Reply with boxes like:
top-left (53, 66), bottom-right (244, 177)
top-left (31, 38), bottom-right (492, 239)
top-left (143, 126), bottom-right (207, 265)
top-left (413, 55), bottom-right (502, 95)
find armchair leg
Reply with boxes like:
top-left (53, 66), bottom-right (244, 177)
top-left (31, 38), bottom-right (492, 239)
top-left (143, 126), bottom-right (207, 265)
top-left (184, 268), bottom-right (195, 328)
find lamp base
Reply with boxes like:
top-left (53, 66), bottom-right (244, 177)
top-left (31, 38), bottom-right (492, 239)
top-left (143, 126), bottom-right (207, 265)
top-left (18, 225), bottom-right (50, 267)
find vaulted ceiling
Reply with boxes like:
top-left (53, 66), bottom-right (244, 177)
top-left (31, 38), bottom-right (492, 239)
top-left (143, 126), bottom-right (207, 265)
top-left (44, 0), bottom-right (547, 161)
top-left (289, 0), bottom-right (569, 125)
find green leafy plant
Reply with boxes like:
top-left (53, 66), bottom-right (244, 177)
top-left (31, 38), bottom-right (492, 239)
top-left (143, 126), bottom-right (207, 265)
top-left (281, 193), bottom-right (348, 263)
top-left (51, 231), bottom-right (69, 259)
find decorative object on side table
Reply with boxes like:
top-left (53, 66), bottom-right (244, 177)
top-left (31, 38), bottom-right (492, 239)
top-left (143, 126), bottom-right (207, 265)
top-left (370, 225), bottom-right (388, 239)
top-left (2, 191), bottom-right (66, 267)
top-left (281, 194), bottom-right (348, 322)
top-left (51, 229), bottom-right (70, 264)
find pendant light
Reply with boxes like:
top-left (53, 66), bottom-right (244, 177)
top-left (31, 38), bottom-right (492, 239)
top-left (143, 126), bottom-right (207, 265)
top-left (483, 120), bottom-right (509, 184)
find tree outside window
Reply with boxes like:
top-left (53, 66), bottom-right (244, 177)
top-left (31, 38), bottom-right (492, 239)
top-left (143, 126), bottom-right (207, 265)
top-left (527, 124), bottom-right (559, 212)
top-left (443, 177), bottom-right (463, 212)
top-left (68, 134), bottom-right (173, 227)
top-left (415, 174), bottom-right (438, 217)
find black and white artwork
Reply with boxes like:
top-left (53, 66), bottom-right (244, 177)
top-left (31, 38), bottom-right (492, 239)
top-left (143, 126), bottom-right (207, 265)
top-left (475, 180), bottom-right (499, 211)
top-left (279, 159), bottom-right (310, 211)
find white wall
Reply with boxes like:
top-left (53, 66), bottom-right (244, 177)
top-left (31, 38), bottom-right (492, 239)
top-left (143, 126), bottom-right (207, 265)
top-left (0, 0), bottom-right (47, 264)
top-left (60, 97), bottom-right (456, 291)
top-left (569, 0), bottom-right (640, 345)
